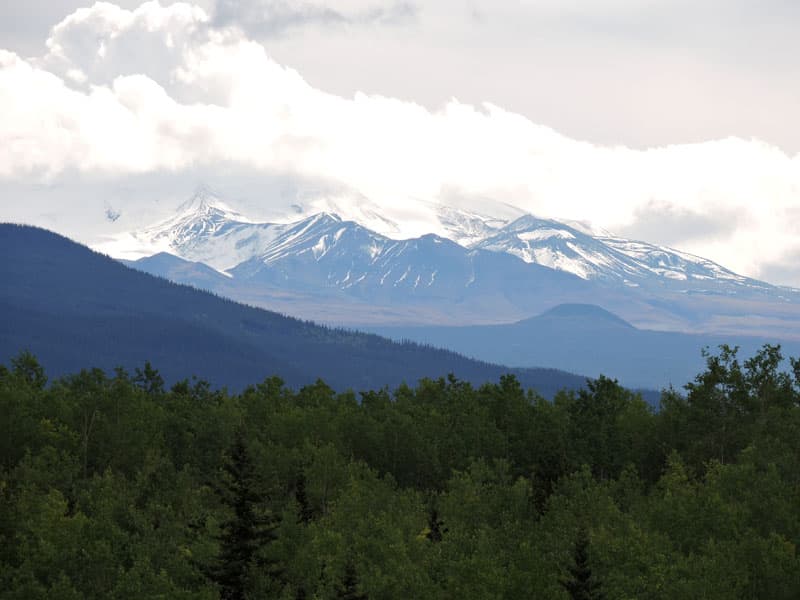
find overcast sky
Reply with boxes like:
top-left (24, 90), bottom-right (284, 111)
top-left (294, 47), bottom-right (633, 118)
top-left (2, 1), bottom-right (800, 285)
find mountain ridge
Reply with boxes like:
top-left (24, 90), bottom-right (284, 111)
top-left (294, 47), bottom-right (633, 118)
top-left (366, 302), bottom-right (800, 390)
top-left (533, 303), bottom-right (635, 328)
top-left (0, 223), bottom-right (589, 397)
top-left (93, 189), bottom-right (800, 336)
top-left (101, 189), bottom-right (785, 296)
top-left (474, 213), bottom-right (771, 294)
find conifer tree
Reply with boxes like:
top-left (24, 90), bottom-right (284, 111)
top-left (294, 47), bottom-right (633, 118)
top-left (206, 428), bottom-right (282, 600)
top-left (425, 507), bottom-right (447, 543)
top-left (295, 472), bottom-right (314, 524)
top-left (133, 360), bottom-right (164, 396)
top-left (336, 561), bottom-right (368, 600)
top-left (9, 350), bottom-right (47, 389)
top-left (560, 527), bottom-right (604, 600)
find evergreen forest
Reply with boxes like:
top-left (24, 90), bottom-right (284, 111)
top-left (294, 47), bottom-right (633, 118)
top-left (2, 345), bottom-right (800, 599)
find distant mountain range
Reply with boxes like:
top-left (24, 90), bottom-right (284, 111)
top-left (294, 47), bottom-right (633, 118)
top-left (474, 214), bottom-right (770, 294)
top-left (365, 303), bottom-right (800, 391)
top-left (0, 224), bottom-right (588, 397)
top-left (108, 188), bottom-right (775, 294)
top-left (100, 188), bottom-right (800, 338)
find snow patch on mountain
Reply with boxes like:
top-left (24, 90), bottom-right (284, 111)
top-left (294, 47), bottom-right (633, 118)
top-left (97, 188), bottom-right (287, 270)
top-left (97, 187), bottom-right (783, 299)
top-left (473, 214), bottom-right (774, 294)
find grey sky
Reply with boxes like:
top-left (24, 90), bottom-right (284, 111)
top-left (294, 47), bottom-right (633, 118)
top-left (2, 0), bottom-right (800, 152)
top-left (1, 0), bottom-right (800, 287)
top-left (617, 201), bottom-right (744, 248)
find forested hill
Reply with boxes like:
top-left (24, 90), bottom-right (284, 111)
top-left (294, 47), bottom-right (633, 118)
top-left (0, 224), bottom-right (586, 396)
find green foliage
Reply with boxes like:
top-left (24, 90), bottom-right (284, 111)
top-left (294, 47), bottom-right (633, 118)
top-left (336, 561), bottom-right (369, 600)
top-left (2, 345), bottom-right (800, 599)
top-left (561, 527), bottom-right (605, 600)
top-left (205, 429), bottom-right (283, 599)
top-left (9, 351), bottom-right (47, 390)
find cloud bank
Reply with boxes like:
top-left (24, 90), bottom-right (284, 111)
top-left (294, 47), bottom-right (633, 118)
top-left (1, 1), bottom-right (800, 284)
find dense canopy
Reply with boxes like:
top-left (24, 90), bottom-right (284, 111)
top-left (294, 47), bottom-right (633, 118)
top-left (2, 345), bottom-right (800, 598)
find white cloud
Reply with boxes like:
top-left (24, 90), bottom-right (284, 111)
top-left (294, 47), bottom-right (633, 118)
top-left (212, 0), bottom-right (416, 35)
top-left (1, 1), bottom-right (800, 285)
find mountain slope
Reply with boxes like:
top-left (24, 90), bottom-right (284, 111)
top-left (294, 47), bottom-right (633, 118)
top-left (0, 224), bottom-right (588, 396)
top-left (123, 189), bottom-right (287, 270)
top-left (474, 214), bottom-right (775, 296)
top-left (228, 212), bottom-right (592, 303)
top-left (97, 190), bottom-right (800, 335)
top-left (121, 252), bottom-right (232, 290)
top-left (366, 303), bottom-right (800, 390)
top-left (103, 189), bottom-right (789, 302)
top-left (114, 199), bottom-right (611, 325)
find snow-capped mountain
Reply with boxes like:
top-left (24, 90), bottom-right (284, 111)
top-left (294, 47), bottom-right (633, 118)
top-left (227, 211), bottom-right (590, 307)
top-left (288, 192), bottom-right (525, 246)
top-left (100, 189), bottom-right (517, 272)
top-left (473, 214), bottom-right (773, 295)
top-left (103, 188), bottom-right (800, 331)
top-left (131, 189), bottom-right (284, 271)
top-left (108, 188), bottom-right (773, 295)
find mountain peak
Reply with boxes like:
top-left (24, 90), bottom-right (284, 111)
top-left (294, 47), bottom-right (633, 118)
top-left (101, 187), bottom-right (781, 304)
top-left (506, 213), bottom-right (576, 233)
top-left (306, 211), bottom-right (343, 225)
top-left (537, 303), bottom-right (635, 328)
top-left (175, 186), bottom-right (248, 222)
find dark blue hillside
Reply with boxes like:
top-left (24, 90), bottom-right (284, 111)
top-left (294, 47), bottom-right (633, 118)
top-left (121, 252), bottom-right (230, 292)
top-left (367, 303), bottom-right (800, 392)
top-left (534, 303), bottom-right (635, 328)
top-left (0, 224), bottom-right (587, 396)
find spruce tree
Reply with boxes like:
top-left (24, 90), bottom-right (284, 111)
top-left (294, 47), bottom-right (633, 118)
top-left (560, 527), bottom-right (604, 600)
top-left (295, 473), bottom-right (314, 524)
top-left (425, 507), bottom-right (447, 543)
top-left (206, 428), bottom-right (282, 600)
top-left (336, 561), bottom-right (368, 600)
top-left (133, 360), bottom-right (164, 396)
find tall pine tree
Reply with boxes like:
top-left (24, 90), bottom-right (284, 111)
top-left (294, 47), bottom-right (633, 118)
top-left (336, 560), bottom-right (368, 600)
top-left (425, 507), bottom-right (447, 543)
top-left (560, 527), bottom-right (604, 600)
top-left (294, 472), bottom-right (314, 525)
top-left (206, 428), bottom-right (282, 600)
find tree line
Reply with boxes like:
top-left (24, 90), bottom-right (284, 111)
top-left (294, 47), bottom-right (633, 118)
top-left (1, 345), bottom-right (799, 598)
